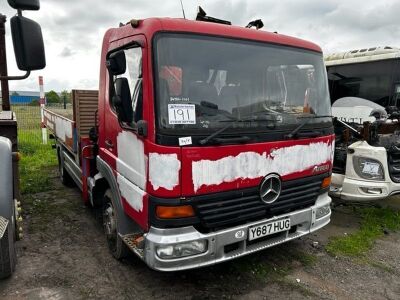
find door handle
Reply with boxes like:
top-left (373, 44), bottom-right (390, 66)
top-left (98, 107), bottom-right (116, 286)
top-left (105, 139), bottom-right (114, 148)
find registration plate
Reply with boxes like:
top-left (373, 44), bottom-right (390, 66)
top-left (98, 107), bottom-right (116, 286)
top-left (248, 218), bottom-right (291, 241)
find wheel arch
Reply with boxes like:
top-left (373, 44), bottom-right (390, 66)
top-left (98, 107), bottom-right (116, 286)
top-left (96, 156), bottom-right (140, 235)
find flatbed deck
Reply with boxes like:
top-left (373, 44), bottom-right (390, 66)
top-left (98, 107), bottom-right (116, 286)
top-left (45, 107), bottom-right (73, 119)
top-left (43, 90), bottom-right (98, 154)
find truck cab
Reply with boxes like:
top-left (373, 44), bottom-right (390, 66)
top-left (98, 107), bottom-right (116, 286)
top-left (326, 47), bottom-right (400, 201)
top-left (48, 17), bottom-right (334, 271)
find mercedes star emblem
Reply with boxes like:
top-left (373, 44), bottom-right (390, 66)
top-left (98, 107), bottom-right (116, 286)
top-left (259, 174), bottom-right (282, 204)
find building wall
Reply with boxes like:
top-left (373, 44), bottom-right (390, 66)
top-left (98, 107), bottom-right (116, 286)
top-left (10, 95), bottom-right (39, 104)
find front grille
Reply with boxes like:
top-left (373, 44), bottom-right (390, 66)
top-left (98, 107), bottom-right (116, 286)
top-left (192, 174), bottom-right (325, 232)
top-left (388, 145), bottom-right (400, 183)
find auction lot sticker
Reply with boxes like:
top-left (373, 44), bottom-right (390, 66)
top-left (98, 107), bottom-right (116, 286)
top-left (168, 104), bottom-right (196, 124)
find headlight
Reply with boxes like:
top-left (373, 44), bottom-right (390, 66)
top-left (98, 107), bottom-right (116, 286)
top-left (316, 204), bottom-right (331, 219)
top-left (156, 240), bottom-right (208, 259)
top-left (352, 156), bottom-right (384, 181)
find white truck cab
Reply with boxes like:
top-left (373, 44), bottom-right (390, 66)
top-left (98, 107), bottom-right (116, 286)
top-left (326, 47), bottom-right (400, 201)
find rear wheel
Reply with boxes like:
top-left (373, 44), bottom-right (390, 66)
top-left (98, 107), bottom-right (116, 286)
top-left (0, 217), bottom-right (16, 279)
top-left (58, 151), bottom-right (74, 187)
top-left (102, 190), bottom-right (129, 259)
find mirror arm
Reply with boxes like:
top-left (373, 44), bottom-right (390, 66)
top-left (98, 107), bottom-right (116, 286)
top-left (118, 120), bottom-right (147, 137)
top-left (119, 121), bottom-right (137, 131)
top-left (0, 70), bottom-right (31, 80)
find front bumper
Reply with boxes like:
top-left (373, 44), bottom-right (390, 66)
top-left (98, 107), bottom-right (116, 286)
top-left (330, 141), bottom-right (400, 201)
top-left (143, 193), bottom-right (331, 271)
top-left (330, 173), bottom-right (400, 201)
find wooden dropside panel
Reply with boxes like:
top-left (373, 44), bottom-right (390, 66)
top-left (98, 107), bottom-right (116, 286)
top-left (73, 90), bottom-right (99, 138)
top-left (43, 108), bottom-right (75, 152)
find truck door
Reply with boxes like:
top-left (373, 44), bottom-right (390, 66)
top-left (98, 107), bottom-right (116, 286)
top-left (102, 41), bottom-right (148, 229)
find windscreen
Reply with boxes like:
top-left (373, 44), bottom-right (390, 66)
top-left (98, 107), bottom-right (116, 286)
top-left (154, 33), bottom-right (331, 133)
top-left (327, 59), bottom-right (396, 107)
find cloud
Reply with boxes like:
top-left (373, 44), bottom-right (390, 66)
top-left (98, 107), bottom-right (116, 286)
top-left (60, 47), bottom-right (74, 57)
top-left (0, 0), bottom-right (399, 92)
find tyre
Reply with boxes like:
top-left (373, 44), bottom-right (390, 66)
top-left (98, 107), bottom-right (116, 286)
top-left (102, 189), bottom-right (129, 259)
top-left (0, 218), bottom-right (16, 279)
top-left (58, 151), bottom-right (75, 187)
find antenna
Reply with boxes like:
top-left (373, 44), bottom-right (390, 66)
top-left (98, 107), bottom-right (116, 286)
top-left (179, 0), bottom-right (186, 19)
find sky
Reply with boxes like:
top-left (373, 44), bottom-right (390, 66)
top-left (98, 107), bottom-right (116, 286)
top-left (1, 0), bottom-right (400, 93)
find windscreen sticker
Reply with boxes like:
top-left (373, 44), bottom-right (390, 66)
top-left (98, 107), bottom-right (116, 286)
top-left (168, 104), bottom-right (196, 124)
top-left (179, 136), bottom-right (192, 146)
top-left (170, 96), bottom-right (190, 102)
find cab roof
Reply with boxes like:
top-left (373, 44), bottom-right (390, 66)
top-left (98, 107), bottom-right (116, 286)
top-left (109, 17), bottom-right (322, 53)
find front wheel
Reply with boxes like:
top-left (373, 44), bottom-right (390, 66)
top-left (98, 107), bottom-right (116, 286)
top-left (0, 217), bottom-right (16, 279)
top-left (102, 190), bottom-right (129, 259)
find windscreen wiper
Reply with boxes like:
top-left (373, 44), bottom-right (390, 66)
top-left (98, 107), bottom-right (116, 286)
top-left (285, 115), bottom-right (332, 139)
top-left (199, 115), bottom-right (278, 145)
top-left (334, 117), bottom-right (362, 138)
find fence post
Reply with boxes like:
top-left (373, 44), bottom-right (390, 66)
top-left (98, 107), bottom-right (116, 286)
top-left (39, 76), bottom-right (47, 144)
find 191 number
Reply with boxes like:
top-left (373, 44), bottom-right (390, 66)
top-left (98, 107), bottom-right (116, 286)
top-left (168, 104), bottom-right (196, 124)
top-left (173, 108), bottom-right (190, 121)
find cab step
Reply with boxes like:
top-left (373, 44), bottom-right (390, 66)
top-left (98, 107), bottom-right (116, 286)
top-left (121, 234), bottom-right (145, 258)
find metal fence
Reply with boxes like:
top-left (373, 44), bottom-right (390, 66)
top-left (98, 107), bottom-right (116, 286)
top-left (7, 103), bottom-right (72, 147)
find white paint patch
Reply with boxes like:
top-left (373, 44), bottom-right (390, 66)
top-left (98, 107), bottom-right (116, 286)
top-left (46, 121), bottom-right (54, 130)
top-left (54, 117), bottom-right (72, 142)
top-left (43, 110), bottom-right (54, 123)
top-left (117, 174), bottom-right (145, 212)
top-left (149, 153), bottom-right (181, 190)
top-left (116, 131), bottom-right (147, 190)
top-left (192, 142), bottom-right (334, 192)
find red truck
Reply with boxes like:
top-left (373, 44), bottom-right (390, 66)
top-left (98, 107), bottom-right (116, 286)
top-left (44, 12), bottom-right (334, 271)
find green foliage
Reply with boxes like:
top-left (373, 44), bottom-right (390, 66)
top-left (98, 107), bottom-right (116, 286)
top-left (326, 207), bottom-right (400, 257)
top-left (10, 106), bottom-right (58, 194)
top-left (29, 99), bottom-right (40, 106)
top-left (19, 129), bottom-right (58, 194)
top-left (60, 90), bottom-right (72, 104)
top-left (45, 90), bottom-right (60, 104)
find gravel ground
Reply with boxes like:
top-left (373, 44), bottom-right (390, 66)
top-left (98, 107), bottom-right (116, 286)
top-left (1, 173), bottom-right (400, 300)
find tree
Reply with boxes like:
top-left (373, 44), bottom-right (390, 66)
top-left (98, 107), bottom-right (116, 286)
top-left (45, 90), bottom-right (60, 104)
top-left (60, 90), bottom-right (71, 104)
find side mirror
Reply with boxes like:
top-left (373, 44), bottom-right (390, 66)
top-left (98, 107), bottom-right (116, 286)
top-left (106, 50), bottom-right (126, 76)
top-left (7, 0), bottom-right (40, 10)
top-left (113, 77), bottom-right (133, 123)
top-left (10, 15), bottom-right (45, 71)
